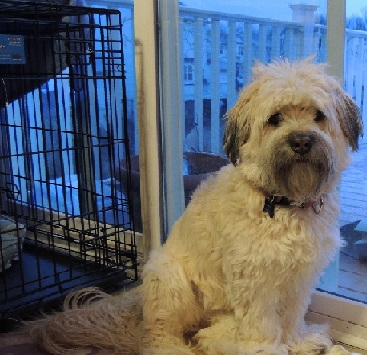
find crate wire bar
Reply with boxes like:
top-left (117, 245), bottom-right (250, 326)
top-left (0, 0), bottom-right (137, 317)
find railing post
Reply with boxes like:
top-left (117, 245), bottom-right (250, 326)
top-left (327, 0), bottom-right (345, 80)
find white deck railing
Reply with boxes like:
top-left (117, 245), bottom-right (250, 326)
top-left (179, 7), bottom-right (366, 155)
top-left (180, 7), bottom-right (328, 153)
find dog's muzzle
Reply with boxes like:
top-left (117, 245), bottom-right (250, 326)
top-left (266, 130), bottom-right (333, 207)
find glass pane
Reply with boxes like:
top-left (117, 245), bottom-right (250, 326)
top-left (335, 0), bottom-right (367, 303)
top-left (177, 0), bottom-right (367, 304)
top-left (179, 0), bottom-right (327, 204)
top-left (88, 1), bottom-right (141, 231)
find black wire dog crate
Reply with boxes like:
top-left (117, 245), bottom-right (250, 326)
top-left (0, 0), bottom-right (137, 317)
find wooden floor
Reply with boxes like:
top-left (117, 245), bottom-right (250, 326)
top-left (338, 343), bottom-right (367, 355)
top-left (0, 330), bottom-right (365, 354)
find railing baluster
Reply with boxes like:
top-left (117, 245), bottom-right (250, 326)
top-left (227, 19), bottom-right (237, 110)
top-left (284, 26), bottom-right (296, 61)
top-left (316, 26), bottom-right (327, 63)
top-left (194, 17), bottom-right (204, 151)
top-left (179, 15), bottom-right (186, 153)
top-left (243, 22), bottom-right (253, 85)
top-left (362, 39), bottom-right (367, 125)
top-left (210, 18), bottom-right (221, 153)
top-left (345, 34), bottom-right (354, 97)
top-left (258, 24), bottom-right (267, 63)
top-left (355, 37), bottom-right (364, 110)
top-left (303, 23), bottom-right (314, 57)
top-left (271, 24), bottom-right (281, 59)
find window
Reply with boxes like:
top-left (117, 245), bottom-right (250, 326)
top-left (176, 1), bottom-right (367, 308)
top-left (184, 63), bottom-right (194, 82)
top-left (336, 0), bottom-right (367, 304)
top-left (135, 0), bottom-right (367, 349)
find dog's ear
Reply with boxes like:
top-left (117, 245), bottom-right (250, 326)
top-left (223, 62), bottom-right (266, 165)
top-left (333, 87), bottom-right (364, 151)
top-left (223, 100), bottom-right (251, 165)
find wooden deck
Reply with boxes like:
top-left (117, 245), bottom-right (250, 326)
top-left (338, 248), bottom-right (367, 303)
top-left (338, 141), bottom-right (367, 304)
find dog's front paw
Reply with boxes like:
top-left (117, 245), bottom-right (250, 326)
top-left (288, 324), bottom-right (333, 355)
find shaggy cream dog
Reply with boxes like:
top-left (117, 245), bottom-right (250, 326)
top-left (31, 59), bottom-right (363, 355)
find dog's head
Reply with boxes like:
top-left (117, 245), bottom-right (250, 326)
top-left (223, 58), bottom-right (363, 203)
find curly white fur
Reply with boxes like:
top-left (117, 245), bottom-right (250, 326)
top-left (31, 58), bottom-right (363, 355)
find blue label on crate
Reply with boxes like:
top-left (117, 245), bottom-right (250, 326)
top-left (0, 34), bottom-right (26, 64)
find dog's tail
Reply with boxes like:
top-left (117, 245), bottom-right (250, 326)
top-left (28, 286), bottom-right (142, 354)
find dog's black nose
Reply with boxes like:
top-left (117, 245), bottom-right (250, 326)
top-left (289, 133), bottom-right (313, 154)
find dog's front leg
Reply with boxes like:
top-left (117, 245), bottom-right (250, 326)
top-left (141, 248), bottom-right (201, 354)
top-left (279, 282), bottom-right (333, 355)
top-left (202, 300), bottom-right (288, 354)
top-left (194, 313), bottom-right (288, 355)
top-left (234, 296), bottom-right (283, 346)
top-left (223, 261), bottom-right (287, 353)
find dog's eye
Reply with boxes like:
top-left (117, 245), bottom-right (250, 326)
top-left (315, 110), bottom-right (326, 122)
top-left (267, 113), bottom-right (282, 126)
